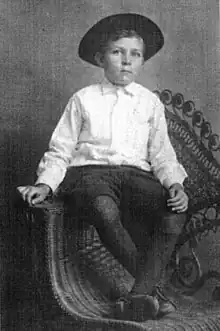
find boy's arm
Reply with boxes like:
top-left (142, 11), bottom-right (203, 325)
top-left (148, 98), bottom-right (187, 190)
top-left (35, 95), bottom-right (82, 192)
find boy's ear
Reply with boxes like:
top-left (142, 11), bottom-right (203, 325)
top-left (95, 52), bottom-right (104, 67)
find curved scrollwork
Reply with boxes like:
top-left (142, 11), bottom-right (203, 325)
top-left (154, 90), bottom-right (220, 295)
top-left (154, 89), bottom-right (220, 212)
top-left (154, 89), bottom-right (220, 154)
top-left (171, 205), bottom-right (220, 294)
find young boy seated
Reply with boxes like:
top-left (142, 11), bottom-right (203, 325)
top-left (18, 13), bottom-right (189, 321)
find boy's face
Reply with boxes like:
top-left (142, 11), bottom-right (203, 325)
top-left (96, 36), bottom-right (145, 86)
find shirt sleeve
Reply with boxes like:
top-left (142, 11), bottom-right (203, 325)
top-left (35, 95), bottom-right (82, 192)
top-left (148, 97), bottom-right (188, 189)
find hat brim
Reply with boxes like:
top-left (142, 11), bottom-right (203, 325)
top-left (78, 13), bottom-right (164, 67)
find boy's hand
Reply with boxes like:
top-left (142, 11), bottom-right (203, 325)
top-left (167, 183), bottom-right (188, 213)
top-left (17, 184), bottom-right (51, 206)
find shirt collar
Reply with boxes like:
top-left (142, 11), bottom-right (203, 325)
top-left (100, 77), bottom-right (138, 97)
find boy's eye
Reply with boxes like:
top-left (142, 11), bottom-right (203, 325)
top-left (112, 49), bottom-right (120, 54)
top-left (132, 51), bottom-right (141, 57)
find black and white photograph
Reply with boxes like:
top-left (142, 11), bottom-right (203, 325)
top-left (1, 0), bottom-right (220, 330)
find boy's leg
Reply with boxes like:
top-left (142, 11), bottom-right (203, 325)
top-left (122, 168), bottom-right (186, 297)
top-left (61, 165), bottom-right (139, 278)
top-left (151, 212), bottom-right (187, 316)
top-left (131, 212), bottom-right (186, 296)
top-left (61, 165), bottom-right (161, 320)
top-left (63, 165), bottom-right (186, 292)
top-left (132, 214), bottom-right (186, 315)
top-left (83, 194), bottom-right (138, 278)
top-left (61, 165), bottom-right (184, 319)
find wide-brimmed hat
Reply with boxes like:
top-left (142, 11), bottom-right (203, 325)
top-left (78, 13), bottom-right (164, 66)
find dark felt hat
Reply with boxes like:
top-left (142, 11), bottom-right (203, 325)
top-left (78, 13), bottom-right (164, 66)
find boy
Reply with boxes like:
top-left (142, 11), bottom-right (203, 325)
top-left (18, 13), bottom-right (188, 321)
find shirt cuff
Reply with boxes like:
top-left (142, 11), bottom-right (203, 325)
top-left (161, 165), bottom-right (187, 190)
top-left (35, 175), bottom-right (60, 193)
top-left (162, 174), bottom-right (186, 190)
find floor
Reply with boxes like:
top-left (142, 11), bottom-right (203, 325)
top-left (3, 265), bottom-right (220, 331)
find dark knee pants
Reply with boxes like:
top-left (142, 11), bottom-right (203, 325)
top-left (60, 165), bottom-right (186, 247)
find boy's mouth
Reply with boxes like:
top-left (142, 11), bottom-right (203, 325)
top-left (121, 69), bottom-right (132, 73)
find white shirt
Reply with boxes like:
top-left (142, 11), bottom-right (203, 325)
top-left (35, 79), bottom-right (187, 192)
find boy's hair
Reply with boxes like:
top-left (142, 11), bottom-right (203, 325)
top-left (99, 29), bottom-right (145, 54)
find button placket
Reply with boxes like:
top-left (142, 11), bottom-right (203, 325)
top-left (110, 89), bottom-right (125, 150)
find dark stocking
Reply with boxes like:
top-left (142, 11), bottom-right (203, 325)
top-left (88, 195), bottom-right (138, 278)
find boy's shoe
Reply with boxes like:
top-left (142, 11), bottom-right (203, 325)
top-left (152, 286), bottom-right (177, 318)
top-left (114, 293), bottom-right (160, 322)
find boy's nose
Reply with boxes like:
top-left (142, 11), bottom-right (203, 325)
top-left (122, 54), bottom-right (131, 65)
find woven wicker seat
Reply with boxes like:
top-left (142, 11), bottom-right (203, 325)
top-left (26, 89), bottom-right (220, 330)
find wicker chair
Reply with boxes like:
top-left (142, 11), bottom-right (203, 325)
top-left (20, 89), bottom-right (220, 330)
